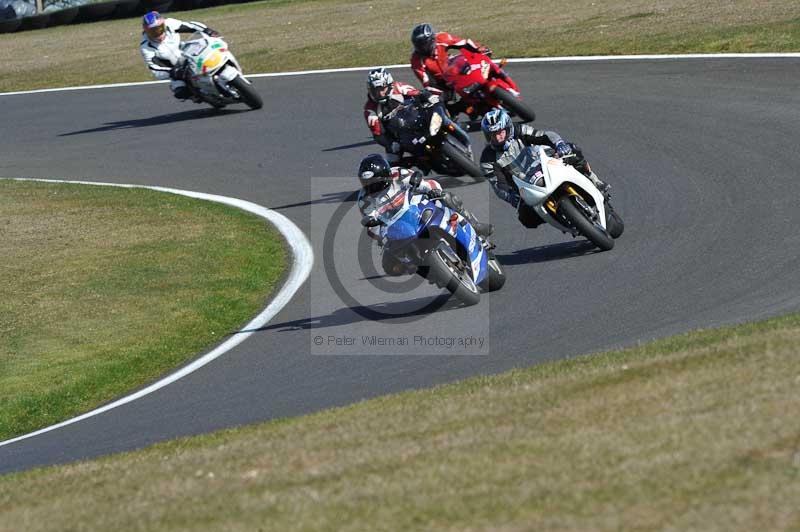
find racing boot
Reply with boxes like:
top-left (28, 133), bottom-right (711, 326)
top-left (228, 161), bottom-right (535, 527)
top-left (587, 171), bottom-right (611, 198)
top-left (461, 208), bottom-right (494, 237)
top-left (442, 191), bottom-right (494, 236)
top-left (576, 160), bottom-right (611, 197)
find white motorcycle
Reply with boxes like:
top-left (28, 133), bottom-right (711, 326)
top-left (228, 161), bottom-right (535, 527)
top-left (511, 146), bottom-right (624, 251)
top-left (159, 32), bottom-right (262, 110)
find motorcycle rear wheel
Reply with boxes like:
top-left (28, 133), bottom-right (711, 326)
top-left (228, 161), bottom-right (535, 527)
top-left (440, 140), bottom-right (484, 181)
top-left (493, 86), bottom-right (535, 123)
top-left (558, 196), bottom-right (615, 251)
top-left (230, 76), bottom-right (263, 110)
top-left (424, 247), bottom-right (481, 306)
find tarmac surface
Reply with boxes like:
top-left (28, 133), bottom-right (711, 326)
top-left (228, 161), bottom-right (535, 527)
top-left (2, 58), bottom-right (799, 473)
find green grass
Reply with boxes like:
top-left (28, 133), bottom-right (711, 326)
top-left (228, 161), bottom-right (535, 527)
top-left (0, 180), bottom-right (287, 440)
top-left (1, 0), bottom-right (799, 92)
top-left (1, 313), bottom-right (798, 531)
top-left (2, 2), bottom-right (799, 528)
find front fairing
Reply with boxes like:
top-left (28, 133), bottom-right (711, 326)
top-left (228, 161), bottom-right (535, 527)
top-left (181, 34), bottom-right (240, 79)
top-left (444, 52), bottom-right (488, 93)
top-left (385, 206), bottom-right (424, 241)
top-left (508, 145), bottom-right (560, 224)
top-left (451, 218), bottom-right (488, 285)
top-left (386, 102), bottom-right (432, 152)
top-left (362, 185), bottom-right (421, 242)
top-left (507, 145), bottom-right (548, 186)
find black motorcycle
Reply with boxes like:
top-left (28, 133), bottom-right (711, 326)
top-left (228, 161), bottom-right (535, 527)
top-left (383, 99), bottom-right (484, 181)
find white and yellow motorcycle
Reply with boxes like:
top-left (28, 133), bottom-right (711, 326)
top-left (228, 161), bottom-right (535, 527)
top-left (160, 32), bottom-right (262, 110)
top-left (511, 145), bottom-right (624, 251)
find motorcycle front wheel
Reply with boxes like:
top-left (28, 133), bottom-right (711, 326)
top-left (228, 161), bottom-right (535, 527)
top-left (479, 251), bottom-right (506, 292)
top-left (230, 76), bottom-right (263, 110)
top-left (440, 140), bottom-right (484, 181)
top-left (423, 246), bottom-right (481, 306)
top-left (558, 195), bottom-right (615, 251)
top-left (606, 206), bottom-right (625, 239)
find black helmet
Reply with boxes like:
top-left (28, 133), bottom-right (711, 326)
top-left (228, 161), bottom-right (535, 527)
top-left (358, 154), bottom-right (393, 194)
top-left (411, 23), bottom-right (435, 56)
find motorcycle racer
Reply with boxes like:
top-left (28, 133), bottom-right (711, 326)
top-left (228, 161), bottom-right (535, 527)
top-left (479, 108), bottom-right (609, 226)
top-left (140, 11), bottom-right (221, 101)
top-left (363, 68), bottom-right (441, 161)
top-left (410, 23), bottom-right (493, 120)
top-left (357, 154), bottom-right (494, 276)
top-left (410, 23), bottom-right (491, 90)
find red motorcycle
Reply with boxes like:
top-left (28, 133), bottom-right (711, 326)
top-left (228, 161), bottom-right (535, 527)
top-left (442, 49), bottom-right (535, 123)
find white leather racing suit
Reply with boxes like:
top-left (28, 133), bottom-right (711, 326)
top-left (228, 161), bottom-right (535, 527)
top-left (139, 18), bottom-right (214, 97)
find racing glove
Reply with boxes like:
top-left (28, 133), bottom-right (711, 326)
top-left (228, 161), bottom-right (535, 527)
top-left (426, 188), bottom-right (444, 200)
top-left (361, 215), bottom-right (382, 227)
top-left (556, 141), bottom-right (573, 157)
top-left (204, 28), bottom-right (221, 37)
top-left (169, 65), bottom-right (187, 81)
top-left (417, 89), bottom-right (440, 106)
top-left (479, 46), bottom-right (493, 57)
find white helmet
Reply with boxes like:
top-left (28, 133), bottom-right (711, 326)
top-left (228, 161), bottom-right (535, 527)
top-left (367, 68), bottom-right (394, 103)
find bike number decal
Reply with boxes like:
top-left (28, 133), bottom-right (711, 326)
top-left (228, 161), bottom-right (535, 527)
top-left (480, 60), bottom-right (490, 80)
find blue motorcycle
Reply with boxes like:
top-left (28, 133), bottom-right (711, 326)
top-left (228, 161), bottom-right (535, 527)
top-left (362, 184), bottom-right (505, 306)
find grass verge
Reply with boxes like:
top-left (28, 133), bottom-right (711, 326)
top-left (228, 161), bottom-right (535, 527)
top-left (1, 0), bottom-right (799, 92)
top-left (1, 313), bottom-right (798, 530)
top-left (0, 180), bottom-right (287, 441)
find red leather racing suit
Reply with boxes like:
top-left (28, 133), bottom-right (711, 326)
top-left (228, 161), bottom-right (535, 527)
top-left (363, 81), bottom-right (421, 139)
top-left (410, 32), bottom-right (487, 89)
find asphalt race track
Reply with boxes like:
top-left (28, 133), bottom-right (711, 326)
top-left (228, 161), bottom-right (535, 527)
top-left (2, 58), bottom-right (800, 474)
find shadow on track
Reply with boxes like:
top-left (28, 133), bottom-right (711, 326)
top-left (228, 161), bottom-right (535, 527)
top-left (270, 191), bottom-right (354, 211)
top-left (322, 139), bottom-right (377, 152)
top-left (247, 295), bottom-right (466, 332)
top-left (59, 108), bottom-right (245, 136)
top-left (429, 175), bottom-right (482, 190)
top-left (495, 240), bottom-right (598, 265)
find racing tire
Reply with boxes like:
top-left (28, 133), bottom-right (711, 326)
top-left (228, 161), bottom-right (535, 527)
top-left (440, 140), bottom-right (484, 181)
top-left (493, 86), bottom-right (536, 123)
top-left (606, 207), bottom-right (625, 239)
top-left (230, 76), bottom-right (263, 110)
top-left (558, 196), bottom-right (615, 251)
top-left (423, 246), bottom-right (481, 307)
top-left (479, 253), bottom-right (506, 292)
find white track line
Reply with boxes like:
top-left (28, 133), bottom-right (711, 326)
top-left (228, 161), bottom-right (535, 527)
top-left (1, 53), bottom-right (799, 97)
top-left (0, 178), bottom-right (314, 448)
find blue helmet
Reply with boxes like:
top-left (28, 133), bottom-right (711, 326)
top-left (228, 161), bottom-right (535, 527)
top-left (482, 108), bottom-right (514, 150)
top-left (142, 11), bottom-right (166, 42)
